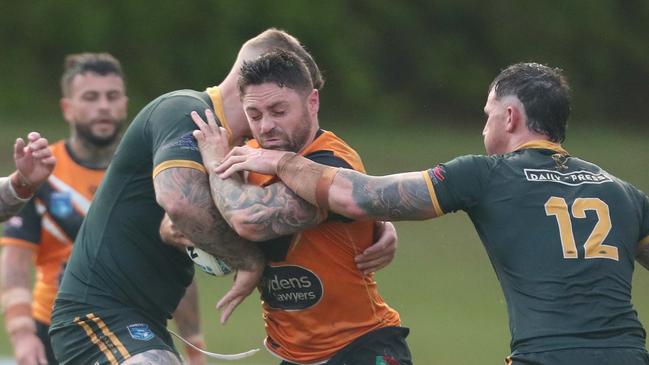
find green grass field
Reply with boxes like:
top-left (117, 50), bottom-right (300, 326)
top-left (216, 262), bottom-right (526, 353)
top-left (1, 118), bottom-right (648, 364)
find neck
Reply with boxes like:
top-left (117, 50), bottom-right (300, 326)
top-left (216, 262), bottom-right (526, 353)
top-left (67, 135), bottom-right (118, 169)
top-left (508, 132), bottom-right (553, 152)
top-left (218, 76), bottom-right (250, 145)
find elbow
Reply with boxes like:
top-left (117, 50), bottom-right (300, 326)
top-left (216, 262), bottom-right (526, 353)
top-left (157, 195), bottom-right (191, 223)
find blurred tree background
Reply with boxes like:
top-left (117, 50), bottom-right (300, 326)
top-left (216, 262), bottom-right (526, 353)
top-left (1, 1), bottom-right (648, 364)
top-left (1, 0), bottom-right (648, 126)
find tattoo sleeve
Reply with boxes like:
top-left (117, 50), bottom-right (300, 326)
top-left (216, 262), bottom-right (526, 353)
top-left (154, 168), bottom-right (264, 270)
top-left (0, 177), bottom-right (28, 223)
top-left (276, 154), bottom-right (437, 221)
top-left (208, 171), bottom-right (325, 241)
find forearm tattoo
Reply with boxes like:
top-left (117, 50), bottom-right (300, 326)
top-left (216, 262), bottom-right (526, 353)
top-left (0, 177), bottom-right (27, 223)
top-left (154, 168), bottom-right (264, 270)
top-left (342, 170), bottom-right (435, 220)
top-left (209, 172), bottom-right (324, 240)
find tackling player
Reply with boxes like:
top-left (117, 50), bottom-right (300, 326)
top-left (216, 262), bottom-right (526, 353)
top-left (214, 62), bottom-right (649, 365)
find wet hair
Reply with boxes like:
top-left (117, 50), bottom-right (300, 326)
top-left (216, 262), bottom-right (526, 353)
top-left (60, 53), bottom-right (124, 97)
top-left (238, 49), bottom-right (313, 97)
top-left (490, 62), bottom-right (571, 142)
top-left (245, 28), bottom-right (324, 90)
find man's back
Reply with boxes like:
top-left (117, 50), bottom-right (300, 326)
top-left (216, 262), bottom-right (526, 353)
top-left (431, 140), bottom-right (648, 353)
top-left (55, 89), bottom-right (214, 322)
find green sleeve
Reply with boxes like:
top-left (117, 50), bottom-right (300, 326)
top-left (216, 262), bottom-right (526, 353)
top-left (427, 154), bottom-right (494, 213)
top-left (147, 94), bottom-right (212, 176)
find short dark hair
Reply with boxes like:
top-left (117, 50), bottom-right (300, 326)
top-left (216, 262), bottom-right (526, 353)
top-left (246, 28), bottom-right (324, 91)
top-left (60, 53), bottom-right (124, 97)
top-left (490, 63), bottom-right (571, 142)
top-left (238, 49), bottom-right (313, 97)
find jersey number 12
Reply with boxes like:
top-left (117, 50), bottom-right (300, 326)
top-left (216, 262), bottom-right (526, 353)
top-left (544, 196), bottom-right (619, 261)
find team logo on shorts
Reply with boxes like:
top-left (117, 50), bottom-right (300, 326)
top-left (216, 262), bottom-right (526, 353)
top-left (127, 323), bottom-right (155, 341)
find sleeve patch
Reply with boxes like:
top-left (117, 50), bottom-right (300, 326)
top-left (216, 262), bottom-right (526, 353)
top-left (428, 165), bottom-right (447, 185)
top-left (159, 132), bottom-right (199, 153)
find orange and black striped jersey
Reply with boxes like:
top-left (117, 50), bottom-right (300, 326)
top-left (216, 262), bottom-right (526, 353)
top-left (1, 140), bottom-right (104, 324)
top-left (247, 130), bottom-right (401, 364)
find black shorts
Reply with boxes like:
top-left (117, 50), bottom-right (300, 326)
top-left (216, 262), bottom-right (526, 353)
top-left (507, 347), bottom-right (649, 365)
top-left (280, 326), bottom-right (412, 365)
top-left (49, 299), bottom-right (179, 365)
top-left (35, 320), bottom-right (58, 365)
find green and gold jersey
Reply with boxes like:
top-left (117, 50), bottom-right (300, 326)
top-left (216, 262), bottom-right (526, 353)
top-left (424, 140), bottom-right (649, 354)
top-left (55, 88), bottom-right (222, 323)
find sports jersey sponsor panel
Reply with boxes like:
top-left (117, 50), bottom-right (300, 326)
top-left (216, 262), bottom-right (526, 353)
top-left (524, 169), bottom-right (612, 186)
top-left (260, 265), bottom-right (323, 310)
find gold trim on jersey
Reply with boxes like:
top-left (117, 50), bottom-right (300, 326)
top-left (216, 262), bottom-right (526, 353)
top-left (205, 86), bottom-right (232, 138)
top-left (514, 140), bottom-right (568, 155)
top-left (152, 160), bottom-right (206, 178)
top-left (421, 171), bottom-right (444, 217)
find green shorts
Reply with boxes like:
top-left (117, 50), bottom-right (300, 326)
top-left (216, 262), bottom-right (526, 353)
top-left (507, 347), bottom-right (649, 365)
top-left (49, 299), bottom-right (179, 365)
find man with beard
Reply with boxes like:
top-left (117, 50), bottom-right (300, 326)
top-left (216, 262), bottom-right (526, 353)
top-left (190, 50), bottom-right (411, 365)
top-left (1, 53), bottom-right (205, 365)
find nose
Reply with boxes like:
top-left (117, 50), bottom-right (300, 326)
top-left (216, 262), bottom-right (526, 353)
top-left (260, 115), bottom-right (275, 134)
top-left (97, 95), bottom-right (111, 111)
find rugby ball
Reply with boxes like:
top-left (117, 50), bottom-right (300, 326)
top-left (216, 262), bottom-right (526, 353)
top-left (186, 246), bottom-right (233, 276)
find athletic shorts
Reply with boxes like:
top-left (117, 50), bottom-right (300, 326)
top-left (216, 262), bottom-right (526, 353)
top-left (49, 299), bottom-right (179, 365)
top-left (280, 326), bottom-right (412, 365)
top-left (506, 347), bottom-right (649, 365)
top-left (36, 320), bottom-right (58, 365)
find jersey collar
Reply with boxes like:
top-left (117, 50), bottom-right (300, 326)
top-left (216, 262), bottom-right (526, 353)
top-left (514, 140), bottom-right (568, 155)
top-left (205, 86), bottom-right (231, 137)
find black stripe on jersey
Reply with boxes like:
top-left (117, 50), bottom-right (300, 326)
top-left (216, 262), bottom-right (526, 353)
top-left (2, 198), bottom-right (42, 244)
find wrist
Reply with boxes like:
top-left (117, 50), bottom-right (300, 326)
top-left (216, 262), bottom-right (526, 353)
top-left (10, 171), bottom-right (35, 199)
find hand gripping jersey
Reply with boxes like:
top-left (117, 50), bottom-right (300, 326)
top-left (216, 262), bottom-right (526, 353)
top-left (1, 141), bottom-right (104, 324)
top-left (247, 130), bottom-right (401, 364)
top-left (423, 140), bottom-right (649, 354)
top-left (53, 87), bottom-right (226, 325)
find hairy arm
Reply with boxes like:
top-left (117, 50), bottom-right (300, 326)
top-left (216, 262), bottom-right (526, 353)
top-left (276, 154), bottom-right (438, 221)
top-left (154, 167), bottom-right (264, 270)
top-left (208, 171), bottom-right (325, 242)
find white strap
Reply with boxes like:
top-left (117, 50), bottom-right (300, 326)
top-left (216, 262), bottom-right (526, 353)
top-left (168, 329), bottom-right (259, 361)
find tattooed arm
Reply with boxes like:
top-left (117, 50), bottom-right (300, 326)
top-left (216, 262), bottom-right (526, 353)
top-left (153, 167), bottom-right (264, 270)
top-left (216, 150), bottom-right (438, 221)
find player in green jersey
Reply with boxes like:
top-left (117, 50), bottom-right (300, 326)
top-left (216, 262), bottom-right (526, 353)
top-left (213, 62), bottom-right (649, 364)
top-left (49, 29), bottom-right (397, 365)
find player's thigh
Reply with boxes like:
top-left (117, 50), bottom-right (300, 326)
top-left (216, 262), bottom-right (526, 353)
top-left (121, 349), bottom-right (182, 365)
top-left (508, 348), bottom-right (649, 365)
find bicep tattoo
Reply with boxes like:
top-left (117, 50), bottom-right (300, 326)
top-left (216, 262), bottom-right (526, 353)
top-left (210, 173), bottom-right (325, 240)
top-left (154, 168), bottom-right (263, 270)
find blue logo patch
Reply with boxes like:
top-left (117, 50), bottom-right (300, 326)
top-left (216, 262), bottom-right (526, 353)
top-left (127, 323), bottom-right (155, 341)
top-left (50, 191), bottom-right (73, 218)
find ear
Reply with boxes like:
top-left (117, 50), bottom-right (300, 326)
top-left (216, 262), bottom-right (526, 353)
top-left (60, 97), bottom-right (73, 124)
top-left (307, 89), bottom-right (319, 117)
top-left (505, 104), bottom-right (523, 133)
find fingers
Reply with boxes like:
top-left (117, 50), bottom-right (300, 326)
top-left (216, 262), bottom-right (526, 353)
top-left (355, 221), bottom-right (397, 274)
top-left (216, 288), bottom-right (244, 325)
top-left (14, 138), bottom-right (26, 159)
top-left (27, 132), bottom-right (42, 142)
